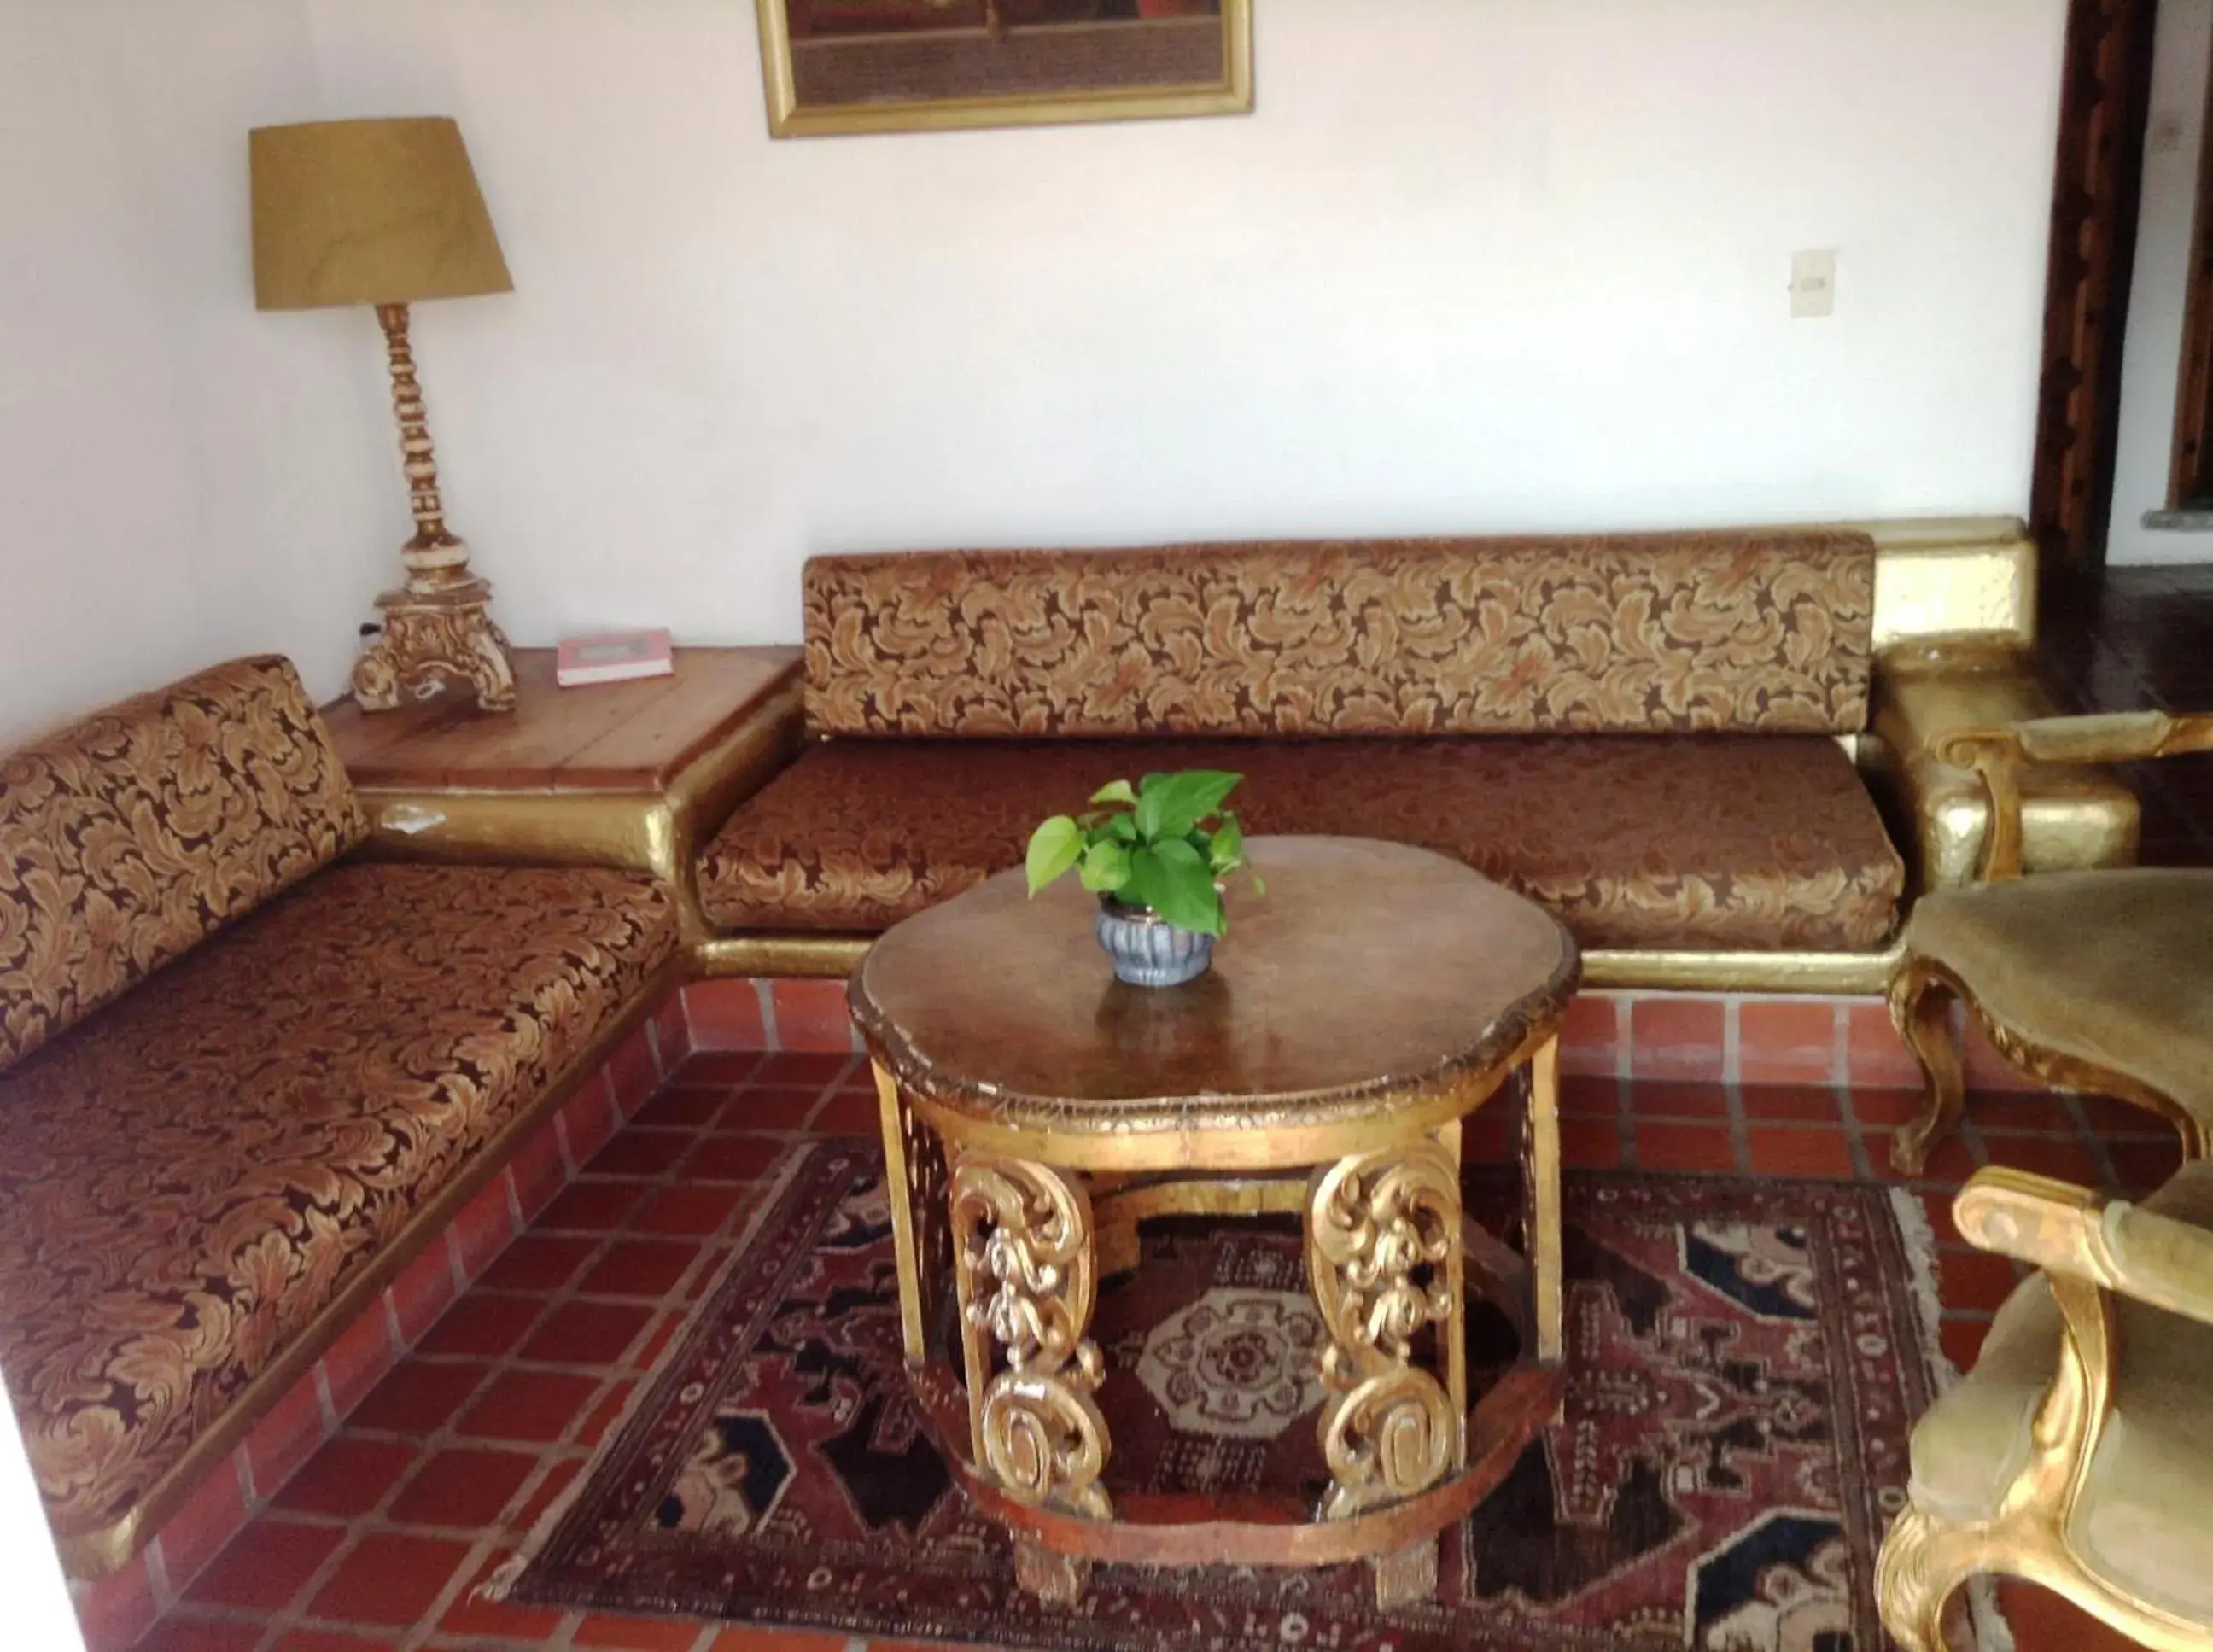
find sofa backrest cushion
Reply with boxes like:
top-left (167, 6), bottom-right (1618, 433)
top-left (0, 656), bottom-right (365, 1071)
top-left (803, 530), bottom-right (1879, 741)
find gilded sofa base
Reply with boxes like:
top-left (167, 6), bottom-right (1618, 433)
top-left (692, 931), bottom-right (1906, 995)
top-left (60, 955), bottom-right (682, 1580)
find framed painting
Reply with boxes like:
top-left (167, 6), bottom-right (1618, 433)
top-left (755, 0), bottom-right (1253, 138)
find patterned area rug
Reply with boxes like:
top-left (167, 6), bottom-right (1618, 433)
top-left (503, 1141), bottom-right (1947, 1651)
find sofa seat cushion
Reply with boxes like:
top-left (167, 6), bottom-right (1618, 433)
top-left (0, 861), bottom-right (677, 1550)
top-left (1905, 1162), bottom-right (2213, 1621)
top-left (698, 735), bottom-right (1904, 951)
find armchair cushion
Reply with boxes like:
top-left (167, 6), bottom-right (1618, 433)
top-left (805, 531), bottom-right (1879, 741)
top-left (698, 733), bottom-right (1905, 952)
top-left (1903, 869), bottom-right (2213, 1135)
top-left (0, 861), bottom-right (677, 1548)
top-left (1906, 1162), bottom-right (2213, 1620)
top-left (0, 657), bottom-right (365, 1071)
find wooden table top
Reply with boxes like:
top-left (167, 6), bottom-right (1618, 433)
top-left (851, 836), bottom-right (1579, 1147)
top-left (325, 646), bottom-right (801, 792)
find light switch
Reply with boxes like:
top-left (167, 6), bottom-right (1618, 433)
top-left (1791, 250), bottom-right (1837, 319)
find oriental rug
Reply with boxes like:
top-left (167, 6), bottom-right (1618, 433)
top-left (502, 1140), bottom-right (1960, 1651)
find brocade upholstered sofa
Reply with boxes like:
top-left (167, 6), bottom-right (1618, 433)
top-left (691, 525), bottom-right (2134, 991)
top-left (0, 657), bottom-right (682, 1576)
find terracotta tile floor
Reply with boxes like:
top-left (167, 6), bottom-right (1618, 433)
top-left (135, 1049), bottom-right (2180, 1652)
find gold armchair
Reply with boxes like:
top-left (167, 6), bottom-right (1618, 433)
top-left (1877, 1163), bottom-right (2213, 1650)
top-left (1887, 710), bottom-right (2213, 1174)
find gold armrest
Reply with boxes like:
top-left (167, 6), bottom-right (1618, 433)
top-left (1955, 1166), bottom-right (2213, 1328)
top-left (1933, 710), bottom-right (2213, 881)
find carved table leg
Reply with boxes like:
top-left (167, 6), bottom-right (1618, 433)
top-left (873, 1063), bottom-right (937, 1363)
top-left (1524, 1035), bottom-right (1564, 1365)
top-left (1306, 1132), bottom-right (1463, 1609)
top-left (949, 1151), bottom-right (1112, 1602)
top-left (1889, 955), bottom-right (1966, 1176)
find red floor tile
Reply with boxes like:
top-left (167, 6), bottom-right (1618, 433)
top-left (1634, 1122), bottom-right (1741, 1174)
top-left (242, 1372), bottom-right (329, 1499)
top-left (770, 978), bottom-right (856, 1052)
top-left (747, 1051), bottom-right (851, 1087)
top-left (631, 1086), bottom-right (732, 1129)
top-left (1994, 1579), bottom-right (2152, 1652)
top-left (709, 1631), bottom-right (851, 1652)
top-left (684, 1133), bottom-right (789, 1182)
top-left (1560, 1075), bottom-right (1621, 1117)
top-left (1969, 1093), bottom-right (2081, 1134)
top-left (1737, 1000), bottom-right (1840, 1084)
top-left (680, 1049), bottom-right (770, 1083)
top-left (386, 1446), bottom-right (539, 1528)
top-left (417, 1291), bottom-right (547, 1359)
top-left (349, 1359), bottom-right (493, 1434)
top-left (811, 1090), bottom-right (879, 1135)
top-left (1977, 1133), bottom-right (2104, 1188)
top-left (539, 1181), bottom-right (649, 1235)
top-left (1737, 1086), bottom-right (1844, 1123)
top-left (138, 1620), bottom-right (270, 1652)
top-left (1744, 1127), bottom-right (1857, 1179)
top-left (456, 1369), bottom-right (604, 1443)
top-left (578, 1239), bottom-right (701, 1299)
top-left (511, 1457), bottom-right (582, 1528)
top-left (317, 1306), bottom-right (396, 1419)
top-left (156, 1458), bottom-right (250, 1592)
top-left (306, 1532), bottom-right (470, 1626)
top-left (271, 1631), bottom-right (409, 1651)
top-left (1848, 1087), bottom-right (1928, 1129)
top-left (682, 981), bottom-right (768, 1054)
top-left (1940, 1316), bottom-right (1993, 1371)
top-left (1622, 1080), bottom-right (1732, 1119)
top-left (578, 1381), bottom-right (639, 1445)
top-left (1847, 1001), bottom-right (1925, 1089)
top-left (709, 1631), bottom-right (850, 1652)
top-left (1558, 1119), bottom-right (1621, 1170)
top-left (272, 1436), bottom-right (417, 1518)
top-left (436, 1548), bottom-right (568, 1641)
top-left (1936, 1250), bottom-right (2025, 1315)
top-left (183, 1518), bottom-right (346, 1612)
top-left (585, 1128), bottom-right (697, 1179)
top-left (577, 1614), bottom-right (715, 1649)
top-left (478, 1232), bottom-right (601, 1295)
top-left (1627, 997), bottom-right (1726, 1081)
top-left (633, 1183), bottom-right (750, 1238)
top-left (2075, 1095), bottom-right (2173, 1139)
top-left (2108, 1137), bottom-right (2185, 1197)
top-left (722, 1087), bottom-right (832, 1130)
top-left (521, 1300), bottom-right (656, 1366)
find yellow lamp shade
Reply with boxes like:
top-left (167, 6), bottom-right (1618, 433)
top-left (250, 117), bottom-right (511, 311)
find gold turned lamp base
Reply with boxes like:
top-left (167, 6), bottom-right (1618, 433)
top-left (353, 574), bottom-right (516, 714)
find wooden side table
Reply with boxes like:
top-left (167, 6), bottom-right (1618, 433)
top-left (324, 647), bottom-right (802, 932)
top-left (850, 836), bottom-right (1581, 1609)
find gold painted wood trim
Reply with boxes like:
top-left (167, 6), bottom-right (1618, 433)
top-left (694, 931), bottom-right (1906, 995)
top-left (756, 0), bottom-right (1254, 139)
top-left (57, 954), bottom-right (682, 1579)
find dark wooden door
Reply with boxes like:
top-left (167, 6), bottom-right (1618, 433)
top-left (2030, 0), bottom-right (2158, 578)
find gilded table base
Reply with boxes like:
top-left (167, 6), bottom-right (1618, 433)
top-left (873, 1036), bottom-right (1566, 1609)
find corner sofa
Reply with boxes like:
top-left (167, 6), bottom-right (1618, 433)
top-left (0, 657), bottom-right (682, 1578)
top-left (688, 520), bottom-right (2139, 993)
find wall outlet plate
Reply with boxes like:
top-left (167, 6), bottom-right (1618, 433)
top-left (1792, 249), bottom-right (1837, 318)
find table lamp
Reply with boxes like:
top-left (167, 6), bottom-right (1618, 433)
top-left (251, 116), bottom-right (517, 713)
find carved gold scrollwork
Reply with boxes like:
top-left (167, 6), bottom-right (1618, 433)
top-left (1307, 1141), bottom-right (1463, 1518)
top-left (949, 1154), bottom-right (1112, 1521)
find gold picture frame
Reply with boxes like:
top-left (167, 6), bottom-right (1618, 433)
top-left (755, 1), bottom-right (1253, 139)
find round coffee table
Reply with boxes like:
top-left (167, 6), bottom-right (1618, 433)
top-left (850, 836), bottom-right (1579, 1608)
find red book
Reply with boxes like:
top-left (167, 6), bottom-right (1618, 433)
top-left (556, 628), bottom-right (674, 687)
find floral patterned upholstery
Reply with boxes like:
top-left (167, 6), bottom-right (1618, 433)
top-left (0, 657), bottom-right (365, 1071)
top-left (697, 736), bottom-right (1905, 951)
top-left (804, 532), bottom-right (1878, 742)
top-left (0, 861), bottom-right (677, 1549)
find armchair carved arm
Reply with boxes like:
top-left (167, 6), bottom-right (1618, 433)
top-left (1933, 711), bottom-right (2213, 881)
top-left (1955, 1165), bottom-right (2213, 1328)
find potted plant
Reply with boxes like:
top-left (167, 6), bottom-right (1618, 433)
top-left (1024, 769), bottom-right (1262, 987)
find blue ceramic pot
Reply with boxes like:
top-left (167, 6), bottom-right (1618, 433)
top-left (1095, 899), bottom-right (1214, 988)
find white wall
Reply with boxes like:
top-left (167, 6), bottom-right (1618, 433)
top-left (0, 0), bottom-right (2068, 747)
top-left (2108, 0), bottom-right (2213, 564)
